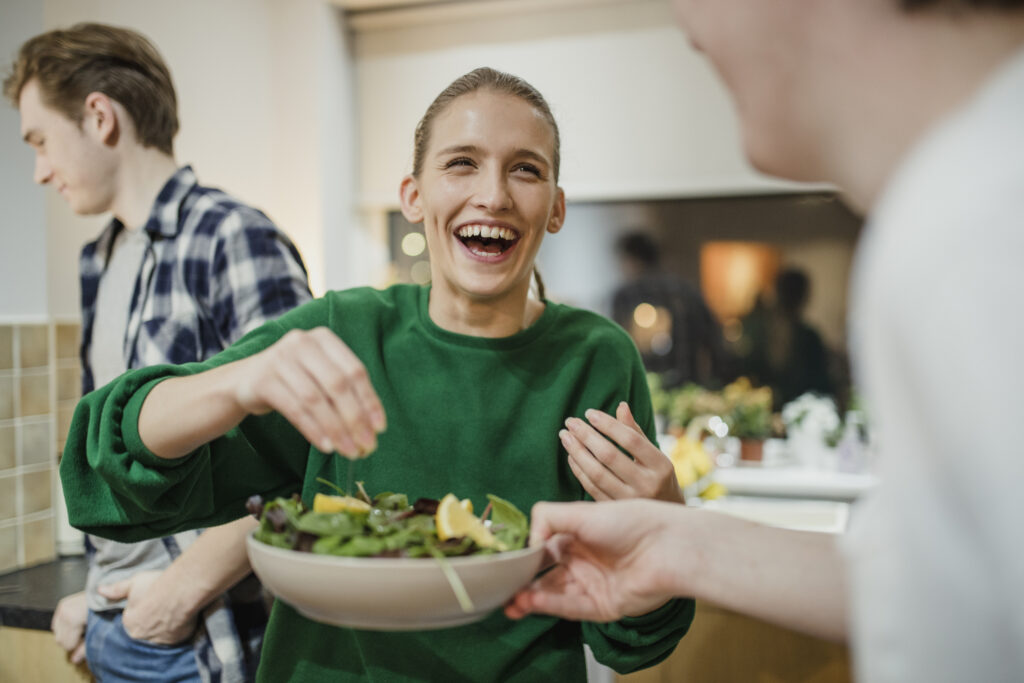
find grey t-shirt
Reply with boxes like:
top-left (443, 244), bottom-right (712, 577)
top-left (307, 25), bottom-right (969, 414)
top-left (86, 227), bottom-right (170, 612)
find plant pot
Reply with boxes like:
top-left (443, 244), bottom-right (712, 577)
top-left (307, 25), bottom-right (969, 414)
top-left (739, 438), bottom-right (764, 463)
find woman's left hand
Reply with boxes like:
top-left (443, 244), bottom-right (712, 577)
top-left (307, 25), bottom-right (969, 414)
top-left (563, 402), bottom-right (684, 504)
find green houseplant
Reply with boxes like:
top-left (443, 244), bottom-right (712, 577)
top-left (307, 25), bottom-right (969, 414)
top-left (722, 378), bottom-right (773, 461)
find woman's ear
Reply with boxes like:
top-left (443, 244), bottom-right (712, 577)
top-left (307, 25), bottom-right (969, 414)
top-left (83, 92), bottom-right (119, 146)
top-left (547, 187), bottom-right (566, 234)
top-left (399, 175), bottom-right (424, 224)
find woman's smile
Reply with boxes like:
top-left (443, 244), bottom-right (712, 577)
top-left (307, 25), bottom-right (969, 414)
top-left (453, 219), bottom-right (522, 263)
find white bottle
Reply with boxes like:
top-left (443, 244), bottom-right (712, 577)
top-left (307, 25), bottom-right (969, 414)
top-left (837, 411), bottom-right (866, 474)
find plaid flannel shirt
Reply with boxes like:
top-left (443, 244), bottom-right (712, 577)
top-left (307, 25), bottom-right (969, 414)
top-left (79, 166), bottom-right (312, 682)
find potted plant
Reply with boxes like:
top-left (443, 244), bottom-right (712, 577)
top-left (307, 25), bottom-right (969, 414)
top-left (781, 392), bottom-right (872, 471)
top-left (781, 392), bottom-right (842, 468)
top-left (722, 378), bottom-right (774, 462)
top-left (665, 383), bottom-right (728, 437)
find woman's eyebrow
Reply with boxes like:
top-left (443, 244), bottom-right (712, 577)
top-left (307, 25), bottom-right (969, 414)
top-left (436, 144), bottom-right (479, 156)
top-left (512, 149), bottom-right (550, 166)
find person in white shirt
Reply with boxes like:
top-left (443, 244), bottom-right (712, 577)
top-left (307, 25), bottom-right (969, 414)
top-left (507, 1), bottom-right (1024, 680)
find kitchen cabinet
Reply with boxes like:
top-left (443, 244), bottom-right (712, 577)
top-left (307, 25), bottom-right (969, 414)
top-left (620, 601), bottom-right (851, 683)
top-left (619, 491), bottom-right (853, 683)
top-left (0, 625), bottom-right (92, 682)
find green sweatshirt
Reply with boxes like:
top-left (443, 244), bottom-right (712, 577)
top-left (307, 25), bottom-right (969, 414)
top-left (61, 284), bottom-right (693, 682)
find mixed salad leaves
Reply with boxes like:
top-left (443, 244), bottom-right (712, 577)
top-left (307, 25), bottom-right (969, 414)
top-left (247, 480), bottom-right (529, 560)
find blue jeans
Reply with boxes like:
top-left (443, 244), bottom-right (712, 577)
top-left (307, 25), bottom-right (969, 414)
top-left (86, 610), bottom-right (200, 683)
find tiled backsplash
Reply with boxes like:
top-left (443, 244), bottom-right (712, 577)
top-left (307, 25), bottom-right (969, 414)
top-left (0, 327), bottom-right (11, 370)
top-left (0, 321), bottom-right (81, 573)
top-left (0, 424), bottom-right (13, 470)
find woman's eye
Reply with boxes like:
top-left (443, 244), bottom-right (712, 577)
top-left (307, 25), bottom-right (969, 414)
top-left (513, 163), bottom-right (542, 177)
top-left (444, 157), bottom-right (475, 169)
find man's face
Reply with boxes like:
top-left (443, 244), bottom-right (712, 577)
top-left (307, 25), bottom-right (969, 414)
top-left (670, 0), bottom-right (822, 181)
top-left (18, 79), bottom-right (117, 215)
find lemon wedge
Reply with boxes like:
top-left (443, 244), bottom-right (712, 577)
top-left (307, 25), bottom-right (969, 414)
top-left (435, 493), bottom-right (497, 548)
top-left (312, 493), bottom-right (371, 514)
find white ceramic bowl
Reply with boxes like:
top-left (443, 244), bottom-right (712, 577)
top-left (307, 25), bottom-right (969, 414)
top-left (246, 531), bottom-right (545, 631)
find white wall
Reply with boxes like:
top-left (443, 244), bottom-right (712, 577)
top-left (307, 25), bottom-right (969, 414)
top-left (348, 0), bottom-right (826, 291)
top-left (309, 5), bottom-right (371, 293)
top-left (265, 0), bottom-right (360, 296)
top-left (0, 0), bottom-right (48, 318)
top-left (6, 0), bottom-right (831, 316)
top-left (27, 0), bottom-right (356, 317)
top-left (352, 0), bottom-right (809, 209)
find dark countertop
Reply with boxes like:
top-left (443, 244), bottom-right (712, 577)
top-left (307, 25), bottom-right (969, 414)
top-left (0, 556), bottom-right (88, 630)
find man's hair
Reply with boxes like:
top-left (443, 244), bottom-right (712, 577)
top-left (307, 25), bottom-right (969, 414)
top-left (901, 0), bottom-right (1024, 9)
top-left (3, 23), bottom-right (178, 155)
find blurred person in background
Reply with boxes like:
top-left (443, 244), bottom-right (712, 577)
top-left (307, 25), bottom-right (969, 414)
top-left (612, 231), bottom-right (724, 388)
top-left (5, 23), bottom-right (311, 682)
top-left (508, 0), bottom-right (1024, 680)
top-left (738, 267), bottom-right (833, 408)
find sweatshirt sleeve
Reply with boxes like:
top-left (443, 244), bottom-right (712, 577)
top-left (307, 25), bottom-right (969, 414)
top-left (583, 599), bottom-right (696, 674)
top-left (581, 335), bottom-right (695, 673)
top-left (59, 307), bottom-right (321, 543)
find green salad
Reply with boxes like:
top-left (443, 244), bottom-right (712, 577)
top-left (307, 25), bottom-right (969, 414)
top-left (247, 482), bottom-right (529, 559)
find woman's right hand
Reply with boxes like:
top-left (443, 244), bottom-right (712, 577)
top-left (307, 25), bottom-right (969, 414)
top-left (234, 327), bottom-right (386, 459)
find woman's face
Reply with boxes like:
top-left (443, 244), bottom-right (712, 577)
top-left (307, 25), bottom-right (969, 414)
top-left (400, 90), bottom-right (565, 305)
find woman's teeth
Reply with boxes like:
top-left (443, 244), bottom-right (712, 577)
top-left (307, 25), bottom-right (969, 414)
top-left (455, 224), bottom-right (519, 256)
top-left (455, 224), bottom-right (518, 241)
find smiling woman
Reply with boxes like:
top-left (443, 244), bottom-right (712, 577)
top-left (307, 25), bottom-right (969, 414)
top-left (399, 69), bottom-right (565, 334)
top-left (57, 67), bottom-right (694, 682)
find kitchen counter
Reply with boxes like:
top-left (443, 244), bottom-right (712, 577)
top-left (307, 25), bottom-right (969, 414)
top-left (713, 465), bottom-right (877, 502)
top-left (0, 556), bottom-right (88, 630)
top-left (0, 556), bottom-right (93, 682)
top-left (698, 495), bottom-right (850, 533)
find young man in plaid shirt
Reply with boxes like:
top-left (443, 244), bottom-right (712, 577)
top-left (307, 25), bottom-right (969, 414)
top-left (5, 23), bottom-right (312, 682)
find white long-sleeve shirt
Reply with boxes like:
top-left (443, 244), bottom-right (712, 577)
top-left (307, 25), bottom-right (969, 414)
top-left (843, 47), bottom-right (1024, 683)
